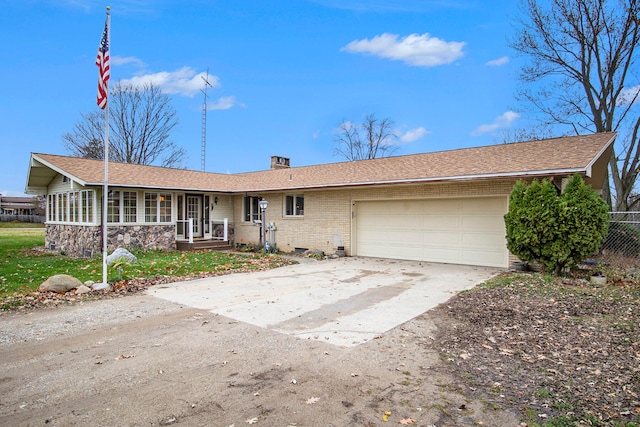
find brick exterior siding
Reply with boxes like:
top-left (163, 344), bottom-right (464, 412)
top-left (233, 178), bottom-right (518, 257)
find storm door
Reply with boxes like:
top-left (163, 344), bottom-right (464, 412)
top-left (186, 195), bottom-right (203, 238)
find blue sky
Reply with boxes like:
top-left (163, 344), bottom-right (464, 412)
top-left (1, 0), bottom-right (528, 196)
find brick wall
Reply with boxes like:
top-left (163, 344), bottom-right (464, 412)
top-left (233, 178), bottom-right (517, 257)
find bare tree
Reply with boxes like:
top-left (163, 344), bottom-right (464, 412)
top-left (334, 114), bottom-right (399, 161)
top-left (510, 0), bottom-right (640, 210)
top-left (63, 82), bottom-right (186, 168)
top-left (495, 125), bottom-right (556, 144)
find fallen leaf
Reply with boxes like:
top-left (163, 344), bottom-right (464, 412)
top-left (116, 354), bottom-right (135, 360)
top-left (459, 353), bottom-right (471, 359)
top-left (399, 419), bottom-right (416, 425)
top-left (383, 410), bottom-right (391, 421)
top-left (246, 417), bottom-right (258, 424)
top-left (306, 396), bottom-right (320, 404)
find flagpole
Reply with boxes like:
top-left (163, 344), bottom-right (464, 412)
top-left (101, 6), bottom-right (111, 287)
top-left (101, 90), bottom-right (109, 286)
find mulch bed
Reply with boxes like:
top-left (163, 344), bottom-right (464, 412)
top-left (434, 272), bottom-right (640, 425)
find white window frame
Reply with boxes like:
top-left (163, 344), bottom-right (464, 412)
top-left (144, 192), bottom-right (172, 223)
top-left (47, 190), bottom-right (95, 224)
top-left (108, 190), bottom-right (138, 223)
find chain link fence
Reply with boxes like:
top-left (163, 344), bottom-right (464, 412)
top-left (598, 212), bottom-right (640, 267)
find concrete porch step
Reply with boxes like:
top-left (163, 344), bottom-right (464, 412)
top-left (176, 240), bottom-right (231, 251)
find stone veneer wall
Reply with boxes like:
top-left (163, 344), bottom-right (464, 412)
top-left (46, 224), bottom-right (176, 258)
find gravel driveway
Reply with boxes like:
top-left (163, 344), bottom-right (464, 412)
top-left (0, 258), bottom-right (521, 426)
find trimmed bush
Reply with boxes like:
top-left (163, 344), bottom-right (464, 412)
top-left (504, 174), bottom-right (608, 274)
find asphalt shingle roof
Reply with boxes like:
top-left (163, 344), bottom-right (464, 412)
top-left (30, 132), bottom-right (615, 193)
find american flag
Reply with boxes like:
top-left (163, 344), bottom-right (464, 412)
top-left (96, 13), bottom-right (110, 109)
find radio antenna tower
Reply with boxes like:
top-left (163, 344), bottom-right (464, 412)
top-left (200, 68), bottom-right (213, 171)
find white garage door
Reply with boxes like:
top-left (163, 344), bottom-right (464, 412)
top-left (355, 197), bottom-right (508, 267)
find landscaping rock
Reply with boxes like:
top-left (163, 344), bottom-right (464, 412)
top-left (39, 274), bottom-right (83, 294)
top-left (92, 282), bottom-right (112, 291)
top-left (106, 248), bottom-right (138, 266)
top-left (75, 285), bottom-right (92, 295)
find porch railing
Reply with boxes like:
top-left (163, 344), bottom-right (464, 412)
top-left (211, 219), bottom-right (229, 241)
top-left (176, 218), bottom-right (228, 243)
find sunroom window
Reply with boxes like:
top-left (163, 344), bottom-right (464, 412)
top-left (145, 193), bottom-right (172, 223)
top-left (108, 190), bottom-right (137, 223)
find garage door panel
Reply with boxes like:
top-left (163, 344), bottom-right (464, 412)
top-left (423, 231), bottom-right (463, 245)
top-left (462, 232), bottom-right (504, 246)
top-left (392, 230), bottom-right (425, 243)
top-left (360, 245), bottom-right (391, 258)
top-left (356, 197), bottom-right (508, 267)
top-left (462, 215), bottom-right (505, 230)
top-left (399, 200), bottom-right (428, 213)
top-left (424, 215), bottom-right (461, 230)
top-left (358, 229), bottom-right (388, 242)
top-left (423, 199), bottom-right (463, 213)
top-left (358, 215), bottom-right (384, 229)
top-left (392, 246), bottom-right (428, 260)
top-left (462, 198), bottom-right (507, 213)
top-left (423, 247), bottom-right (462, 263)
top-left (394, 215), bottom-right (424, 228)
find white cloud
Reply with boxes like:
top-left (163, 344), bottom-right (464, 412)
top-left (485, 56), bottom-right (509, 66)
top-left (618, 85), bottom-right (640, 106)
top-left (471, 111), bottom-right (521, 136)
top-left (207, 96), bottom-right (244, 110)
top-left (313, 130), bottom-right (320, 139)
top-left (341, 32), bottom-right (465, 67)
top-left (120, 67), bottom-right (221, 97)
top-left (111, 56), bottom-right (146, 67)
top-left (398, 127), bottom-right (430, 143)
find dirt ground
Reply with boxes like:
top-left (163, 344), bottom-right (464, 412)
top-left (0, 293), bottom-right (521, 427)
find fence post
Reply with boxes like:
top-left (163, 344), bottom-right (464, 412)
top-left (223, 218), bottom-right (228, 241)
top-left (188, 218), bottom-right (194, 244)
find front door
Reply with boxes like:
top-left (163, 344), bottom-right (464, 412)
top-left (186, 195), bottom-right (203, 238)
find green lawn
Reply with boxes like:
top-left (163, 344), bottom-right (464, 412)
top-left (0, 228), bottom-right (294, 299)
top-left (0, 221), bottom-right (45, 228)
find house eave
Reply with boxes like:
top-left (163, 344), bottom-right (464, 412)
top-left (239, 168), bottom-right (588, 193)
top-left (81, 182), bottom-right (236, 194)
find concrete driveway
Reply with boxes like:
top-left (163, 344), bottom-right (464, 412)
top-left (148, 257), bottom-right (500, 347)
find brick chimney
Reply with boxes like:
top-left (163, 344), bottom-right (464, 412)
top-left (271, 156), bottom-right (290, 170)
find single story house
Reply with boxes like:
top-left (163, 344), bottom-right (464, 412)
top-left (0, 195), bottom-right (43, 216)
top-left (25, 132), bottom-right (615, 268)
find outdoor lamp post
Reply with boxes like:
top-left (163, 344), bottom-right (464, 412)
top-left (259, 199), bottom-right (268, 254)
